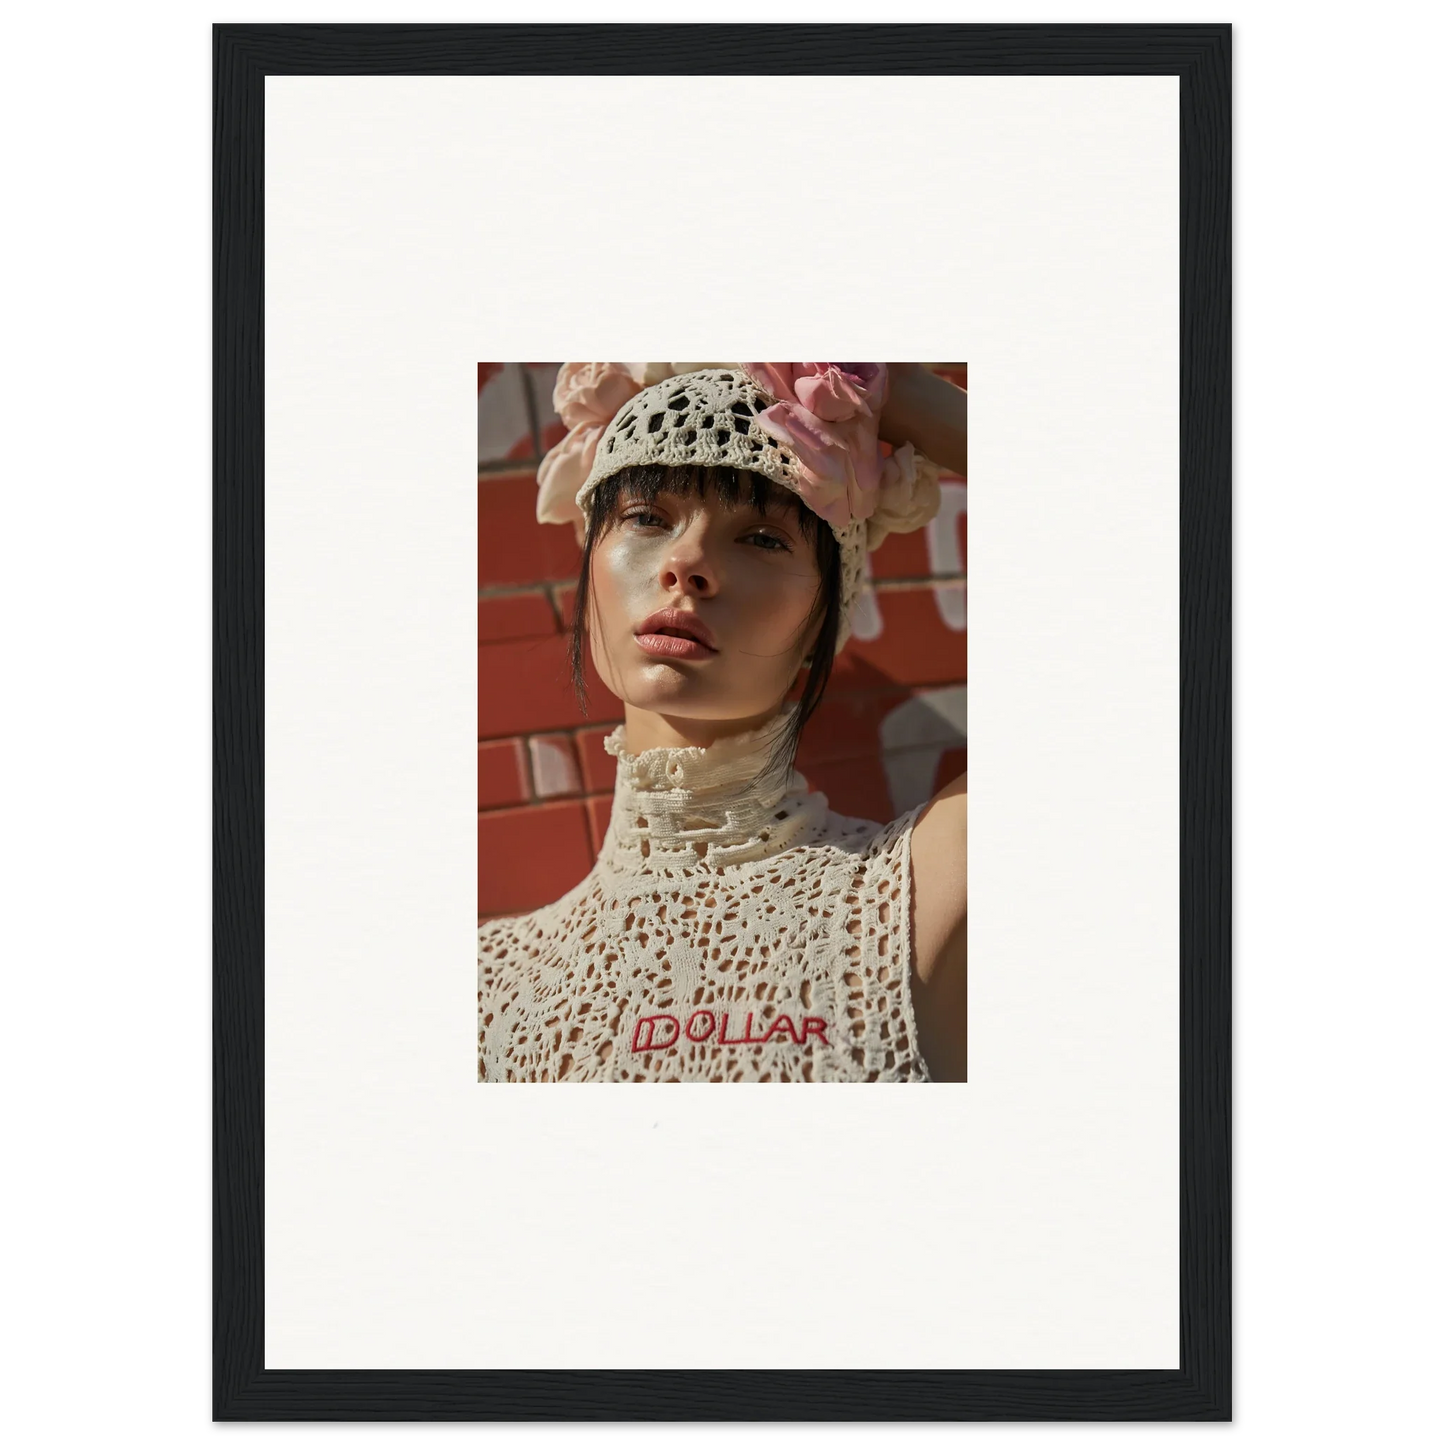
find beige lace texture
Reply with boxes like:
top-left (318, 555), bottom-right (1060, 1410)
top-left (477, 704), bottom-right (932, 1082)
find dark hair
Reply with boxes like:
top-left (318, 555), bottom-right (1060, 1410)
top-left (567, 462), bottom-right (842, 786)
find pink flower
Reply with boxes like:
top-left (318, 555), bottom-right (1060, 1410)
top-left (535, 363), bottom-right (642, 527)
top-left (739, 363), bottom-right (891, 527)
top-left (553, 360), bottom-right (643, 428)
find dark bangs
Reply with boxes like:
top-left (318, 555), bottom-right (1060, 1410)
top-left (586, 462), bottom-right (825, 545)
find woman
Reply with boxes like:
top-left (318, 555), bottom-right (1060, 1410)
top-left (478, 363), bottom-right (968, 1082)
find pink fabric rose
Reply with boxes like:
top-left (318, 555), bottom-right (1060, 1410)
top-left (535, 362), bottom-right (643, 528)
top-left (739, 363), bottom-right (891, 528)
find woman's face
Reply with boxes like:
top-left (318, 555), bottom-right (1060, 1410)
top-left (585, 481), bottom-right (824, 723)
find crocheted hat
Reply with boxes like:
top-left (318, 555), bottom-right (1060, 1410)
top-left (535, 363), bottom-right (943, 654)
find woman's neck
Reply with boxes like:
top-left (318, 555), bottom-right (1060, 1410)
top-left (596, 699), bottom-right (827, 872)
top-left (619, 700), bottom-right (788, 754)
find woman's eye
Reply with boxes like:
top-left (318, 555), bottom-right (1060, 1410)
top-left (624, 509), bottom-right (666, 528)
top-left (745, 532), bottom-right (789, 551)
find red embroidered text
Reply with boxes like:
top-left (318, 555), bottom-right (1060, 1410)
top-left (630, 1010), bottom-right (829, 1054)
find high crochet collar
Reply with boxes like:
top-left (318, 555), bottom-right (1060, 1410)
top-left (596, 701), bottom-right (828, 872)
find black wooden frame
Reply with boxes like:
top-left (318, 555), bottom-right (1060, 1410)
top-left (214, 22), bottom-right (1230, 1421)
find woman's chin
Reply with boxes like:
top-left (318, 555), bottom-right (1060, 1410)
top-left (623, 667), bottom-right (713, 711)
top-left (621, 670), bottom-right (789, 723)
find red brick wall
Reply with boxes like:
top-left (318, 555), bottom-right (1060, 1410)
top-left (479, 364), bottom-right (967, 921)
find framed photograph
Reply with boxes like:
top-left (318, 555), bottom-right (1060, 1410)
top-left (216, 22), bottom-right (1229, 1421)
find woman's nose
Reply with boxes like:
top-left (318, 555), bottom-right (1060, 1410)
top-left (659, 518), bottom-right (719, 597)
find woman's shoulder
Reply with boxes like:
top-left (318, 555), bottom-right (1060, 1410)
top-left (907, 774), bottom-right (967, 896)
top-left (909, 772), bottom-right (968, 863)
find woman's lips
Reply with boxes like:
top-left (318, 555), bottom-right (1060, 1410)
top-left (634, 631), bottom-right (718, 661)
top-left (633, 607), bottom-right (718, 660)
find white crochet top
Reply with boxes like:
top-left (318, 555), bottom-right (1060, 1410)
top-left (477, 703), bottom-right (933, 1083)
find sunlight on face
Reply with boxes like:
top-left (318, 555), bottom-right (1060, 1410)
top-left (585, 481), bottom-right (824, 724)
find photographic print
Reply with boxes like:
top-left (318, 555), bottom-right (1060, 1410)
top-left (477, 362), bottom-right (968, 1081)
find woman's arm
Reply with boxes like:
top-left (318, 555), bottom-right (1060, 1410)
top-left (879, 362), bottom-right (968, 478)
top-left (908, 774), bottom-right (968, 1081)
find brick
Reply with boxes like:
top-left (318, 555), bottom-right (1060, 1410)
top-left (803, 754), bottom-right (894, 826)
top-left (478, 475), bottom-right (541, 586)
top-left (844, 586), bottom-right (967, 687)
top-left (477, 591), bottom-right (557, 645)
top-left (478, 634), bottom-right (624, 740)
top-left (577, 726), bottom-right (619, 792)
top-left (794, 687), bottom-right (915, 768)
top-left (868, 527), bottom-right (931, 580)
top-left (540, 514), bottom-right (585, 579)
top-left (478, 800), bottom-right (593, 915)
top-left (528, 733), bottom-right (582, 798)
top-left (478, 474), bottom-right (584, 587)
top-left (477, 738), bottom-right (529, 809)
top-left (585, 793), bottom-right (613, 854)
